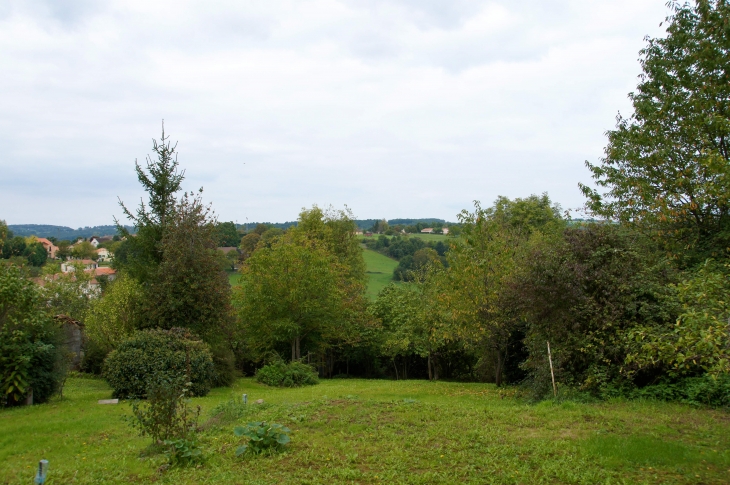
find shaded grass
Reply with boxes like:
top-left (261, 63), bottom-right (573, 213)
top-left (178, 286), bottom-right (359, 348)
top-left (362, 249), bottom-right (399, 300)
top-left (226, 269), bottom-right (240, 287)
top-left (3, 378), bottom-right (730, 484)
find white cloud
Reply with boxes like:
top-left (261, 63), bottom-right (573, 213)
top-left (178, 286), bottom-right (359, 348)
top-left (0, 0), bottom-right (668, 226)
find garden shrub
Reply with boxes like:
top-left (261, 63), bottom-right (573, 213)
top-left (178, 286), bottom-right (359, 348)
top-left (255, 360), bottom-right (319, 387)
top-left (0, 264), bottom-right (64, 406)
top-left (104, 328), bottom-right (214, 398)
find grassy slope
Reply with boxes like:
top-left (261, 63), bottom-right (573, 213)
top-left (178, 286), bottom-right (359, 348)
top-left (2, 378), bottom-right (730, 484)
top-left (362, 248), bottom-right (399, 300)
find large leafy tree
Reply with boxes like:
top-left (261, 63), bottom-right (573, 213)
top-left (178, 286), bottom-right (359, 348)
top-left (142, 191), bottom-right (234, 343)
top-left (441, 195), bottom-right (564, 385)
top-left (514, 224), bottom-right (678, 395)
top-left (289, 205), bottom-right (366, 286)
top-left (581, 0), bottom-right (730, 263)
top-left (235, 238), bottom-right (347, 361)
top-left (216, 221), bottom-right (240, 247)
top-left (84, 275), bottom-right (144, 350)
top-left (236, 206), bottom-right (368, 363)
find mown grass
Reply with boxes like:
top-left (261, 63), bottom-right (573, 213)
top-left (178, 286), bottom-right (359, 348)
top-left (362, 249), bottom-right (398, 300)
top-left (2, 378), bottom-right (730, 484)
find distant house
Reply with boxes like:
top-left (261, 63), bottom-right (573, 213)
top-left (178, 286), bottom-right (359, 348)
top-left (89, 236), bottom-right (100, 248)
top-left (94, 266), bottom-right (117, 282)
top-left (364, 232), bottom-right (373, 237)
top-left (36, 237), bottom-right (59, 259)
top-left (354, 231), bottom-right (363, 236)
top-left (442, 228), bottom-right (449, 235)
top-left (96, 248), bottom-right (112, 262)
top-left (61, 259), bottom-right (98, 273)
top-left (421, 228), bottom-right (434, 234)
top-left (98, 235), bottom-right (114, 244)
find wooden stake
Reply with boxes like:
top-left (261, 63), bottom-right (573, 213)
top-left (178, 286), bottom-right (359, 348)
top-left (547, 341), bottom-right (557, 398)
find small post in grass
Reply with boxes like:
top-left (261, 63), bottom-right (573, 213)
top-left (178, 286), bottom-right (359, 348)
top-left (547, 341), bottom-right (557, 398)
top-left (242, 394), bottom-right (248, 405)
top-left (33, 459), bottom-right (48, 485)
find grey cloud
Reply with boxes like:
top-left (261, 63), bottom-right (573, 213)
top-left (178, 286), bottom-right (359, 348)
top-left (0, 0), bottom-right (670, 227)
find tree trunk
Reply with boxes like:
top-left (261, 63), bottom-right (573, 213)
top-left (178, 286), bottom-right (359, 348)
top-left (291, 339), bottom-right (296, 361)
top-left (295, 336), bottom-right (301, 360)
top-left (428, 354), bottom-right (433, 381)
top-left (433, 354), bottom-right (439, 381)
top-left (393, 358), bottom-right (399, 380)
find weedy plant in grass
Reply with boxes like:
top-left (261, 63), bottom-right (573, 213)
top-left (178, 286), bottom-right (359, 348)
top-left (234, 422), bottom-right (291, 456)
top-left (126, 374), bottom-right (203, 465)
top-left (205, 397), bottom-right (255, 427)
top-left (163, 437), bottom-right (204, 466)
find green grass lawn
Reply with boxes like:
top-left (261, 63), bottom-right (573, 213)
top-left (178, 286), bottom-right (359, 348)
top-left (2, 378), bottom-right (730, 484)
top-left (362, 249), bottom-right (398, 300)
top-left (226, 269), bottom-right (240, 287)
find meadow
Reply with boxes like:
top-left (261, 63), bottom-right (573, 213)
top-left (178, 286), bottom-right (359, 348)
top-left (1, 377), bottom-right (729, 484)
top-left (362, 249), bottom-right (399, 299)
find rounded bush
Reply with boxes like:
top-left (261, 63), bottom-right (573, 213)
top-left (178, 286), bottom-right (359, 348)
top-left (255, 361), bottom-right (319, 387)
top-left (103, 328), bottom-right (214, 399)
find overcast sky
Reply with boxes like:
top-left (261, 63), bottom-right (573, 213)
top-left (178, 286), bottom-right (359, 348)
top-left (0, 0), bottom-right (668, 227)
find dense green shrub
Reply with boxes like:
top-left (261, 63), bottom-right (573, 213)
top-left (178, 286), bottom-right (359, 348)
top-left (0, 264), bottom-right (64, 406)
top-left (255, 360), bottom-right (319, 387)
top-left (104, 328), bottom-right (214, 398)
top-left (515, 224), bottom-right (678, 397)
top-left (627, 375), bottom-right (730, 408)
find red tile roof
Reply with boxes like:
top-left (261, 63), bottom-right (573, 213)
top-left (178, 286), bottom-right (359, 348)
top-left (95, 267), bottom-right (116, 276)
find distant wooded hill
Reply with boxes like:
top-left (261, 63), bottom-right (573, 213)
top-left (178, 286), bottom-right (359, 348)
top-left (238, 218), bottom-right (453, 232)
top-left (8, 224), bottom-right (136, 240)
top-left (13, 218), bottom-right (455, 239)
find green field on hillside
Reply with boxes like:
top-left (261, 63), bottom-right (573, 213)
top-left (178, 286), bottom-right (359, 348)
top-left (362, 233), bottom-right (452, 243)
top-left (2, 377), bottom-right (729, 485)
top-left (362, 248), bottom-right (398, 299)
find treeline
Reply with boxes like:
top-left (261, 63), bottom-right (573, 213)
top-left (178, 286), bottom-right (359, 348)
top-left (8, 224), bottom-right (136, 240)
top-left (237, 218), bottom-right (454, 233)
